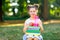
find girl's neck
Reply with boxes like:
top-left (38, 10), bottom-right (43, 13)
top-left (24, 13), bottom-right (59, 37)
top-left (30, 17), bottom-right (35, 20)
top-left (30, 15), bottom-right (38, 20)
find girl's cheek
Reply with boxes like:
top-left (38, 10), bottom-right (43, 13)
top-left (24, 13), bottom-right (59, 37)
top-left (29, 13), bottom-right (33, 15)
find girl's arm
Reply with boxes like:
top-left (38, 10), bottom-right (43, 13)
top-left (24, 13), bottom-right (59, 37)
top-left (23, 23), bottom-right (28, 33)
top-left (38, 20), bottom-right (44, 33)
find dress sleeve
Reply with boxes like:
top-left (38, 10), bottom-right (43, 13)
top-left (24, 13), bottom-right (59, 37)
top-left (38, 19), bottom-right (43, 27)
top-left (24, 19), bottom-right (30, 25)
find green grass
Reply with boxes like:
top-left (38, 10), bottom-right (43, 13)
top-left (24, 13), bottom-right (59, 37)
top-left (0, 23), bottom-right (60, 40)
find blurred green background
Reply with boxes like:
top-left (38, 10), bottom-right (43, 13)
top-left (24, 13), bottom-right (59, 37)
top-left (2, 0), bottom-right (60, 20)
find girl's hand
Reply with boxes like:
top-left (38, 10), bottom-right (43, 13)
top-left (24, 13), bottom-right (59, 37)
top-left (40, 26), bottom-right (44, 33)
top-left (38, 20), bottom-right (44, 33)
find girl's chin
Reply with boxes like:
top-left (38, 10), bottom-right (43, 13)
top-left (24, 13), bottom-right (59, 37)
top-left (31, 14), bottom-right (36, 16)
top-left (31, 15), bottom-right (35, 17)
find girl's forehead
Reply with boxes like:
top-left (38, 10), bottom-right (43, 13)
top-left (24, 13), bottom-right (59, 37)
top-left (29, 8), bottom-right (36, 11)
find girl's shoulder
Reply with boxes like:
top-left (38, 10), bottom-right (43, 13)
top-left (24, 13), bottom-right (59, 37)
top-left (37, 18), bottom-right (41, 21)
top-left (25, 18), bottom-right (30, 22)
top-left (24, 18), bottom-right (31, 24)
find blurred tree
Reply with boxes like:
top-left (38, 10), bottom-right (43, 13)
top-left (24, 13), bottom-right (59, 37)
top-left (43, 0), bottom-right (48, 20)
top-left (0, 0), bottom-right (3, 22)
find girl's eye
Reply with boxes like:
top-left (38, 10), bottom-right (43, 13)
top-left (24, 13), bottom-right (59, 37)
top-left (30, 11), bottom-right (35, 12)
top-left (29, 11), bottom-right (32, 12)
top-left (33, 11), bottom-right (35, 12)
top-left (31, 11), bottom-right (32, 12)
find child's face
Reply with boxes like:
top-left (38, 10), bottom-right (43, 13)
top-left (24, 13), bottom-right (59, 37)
top-left (28, 8), bottom-right (38, 17)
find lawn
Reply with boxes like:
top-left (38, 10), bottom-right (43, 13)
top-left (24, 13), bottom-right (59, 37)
top-left (0, 23), bottom-right (60, 40)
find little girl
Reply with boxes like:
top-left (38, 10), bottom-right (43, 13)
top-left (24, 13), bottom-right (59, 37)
top-left (23, 4), bottom-right (44, 40)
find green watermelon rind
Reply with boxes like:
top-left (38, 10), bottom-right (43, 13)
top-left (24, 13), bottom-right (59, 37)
top-left (26, 26), bottom-right (40, 33)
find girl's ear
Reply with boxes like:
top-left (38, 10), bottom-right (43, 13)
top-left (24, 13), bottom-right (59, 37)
top-left (36, 10), bottom-right (38, 13)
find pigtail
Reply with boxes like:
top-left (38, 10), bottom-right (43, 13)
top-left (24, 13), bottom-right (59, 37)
top-left (27, 5), bottom-right (32, 10)
top-left (34, 4), bottom-right (39, 9)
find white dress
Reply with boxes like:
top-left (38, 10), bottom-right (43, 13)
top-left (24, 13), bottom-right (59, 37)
top-left (23, 18), bottom-right (43, 40)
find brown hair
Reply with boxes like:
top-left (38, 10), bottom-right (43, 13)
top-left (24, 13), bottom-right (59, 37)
top-left (27, 4), bottom-right (39, 10)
